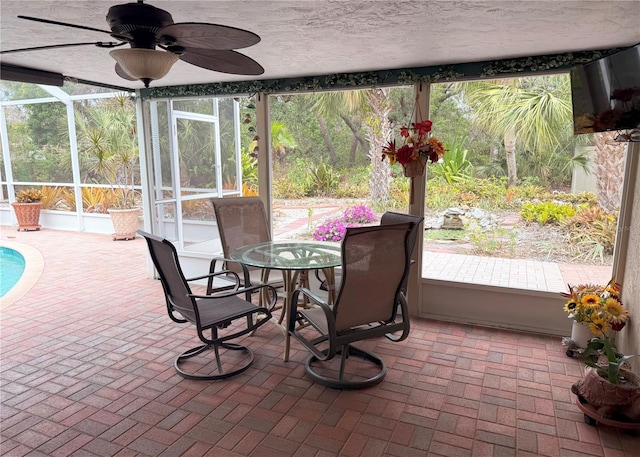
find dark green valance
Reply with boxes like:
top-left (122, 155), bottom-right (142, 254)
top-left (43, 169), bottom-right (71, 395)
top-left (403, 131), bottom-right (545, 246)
top-left (141, 47), bottom-right (622, 100)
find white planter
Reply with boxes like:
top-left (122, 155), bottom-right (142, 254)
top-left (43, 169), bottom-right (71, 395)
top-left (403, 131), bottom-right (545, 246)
top-left (108, 208), bottom-right (140, 240)
top-left (570, 321), bottom-right (594, 348)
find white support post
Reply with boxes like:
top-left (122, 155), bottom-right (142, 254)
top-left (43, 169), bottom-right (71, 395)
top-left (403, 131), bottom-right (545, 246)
top-left (255, 93), bottom-right (273, 236)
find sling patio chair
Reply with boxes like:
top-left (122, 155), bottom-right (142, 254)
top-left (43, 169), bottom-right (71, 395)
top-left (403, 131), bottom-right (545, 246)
top-left (211, 197), bottom-right (285, 299)
top-left (380, 211), bottom-right (424, 294)
top-left (315, 211), bottom-right (423, 295)
top-left (288, 222), bottom-right (415, 389)
top-left (138, 230), bottom-right (276, 381)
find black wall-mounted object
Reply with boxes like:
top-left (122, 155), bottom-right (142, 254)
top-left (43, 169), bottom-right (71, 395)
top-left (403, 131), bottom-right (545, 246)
top-left (571, 44), bottom-right (640, 136)
top-left (0, 63), bottom-right (64, 86)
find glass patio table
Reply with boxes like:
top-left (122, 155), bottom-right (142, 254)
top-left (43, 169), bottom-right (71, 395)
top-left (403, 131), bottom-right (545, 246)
top-left (229, 240), bottom-right (341, 361)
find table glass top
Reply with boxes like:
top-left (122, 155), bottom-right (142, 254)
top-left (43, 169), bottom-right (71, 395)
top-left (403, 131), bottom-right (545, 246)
top-left (229, 240), bottom-right (341, 270)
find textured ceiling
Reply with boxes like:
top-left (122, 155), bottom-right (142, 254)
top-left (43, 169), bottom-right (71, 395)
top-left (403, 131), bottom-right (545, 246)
top-left (1, 1), bottom-right (639, 90)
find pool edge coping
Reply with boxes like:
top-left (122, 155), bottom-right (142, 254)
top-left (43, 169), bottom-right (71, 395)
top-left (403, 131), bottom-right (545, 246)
top-left (0, 240), bottom-right (44, 309)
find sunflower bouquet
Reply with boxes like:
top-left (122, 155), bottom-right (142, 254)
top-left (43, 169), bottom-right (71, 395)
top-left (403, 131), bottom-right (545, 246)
top-left (562, 279), bottom-right (629, 335)
top-left (562, 279), bottom-right (635, 384)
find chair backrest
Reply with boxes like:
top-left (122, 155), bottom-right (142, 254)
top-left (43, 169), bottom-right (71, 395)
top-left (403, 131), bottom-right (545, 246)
top-left (211, 197), bottom-right (271, 275)
top-left (380, 211), bottom-right (424, 294)
top-left (380, 211), bottom-right (423, 257)
top-left (333, 223), bottom-right (412, 332)
top-left (138, 230), bottom-right (197, 323)
top-left (211, 197), bottom-right (270, 254)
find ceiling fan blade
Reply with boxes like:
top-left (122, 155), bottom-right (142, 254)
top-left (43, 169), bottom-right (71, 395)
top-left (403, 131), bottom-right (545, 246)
top-left (17, 15), bottom-right (113, 35)
top-left (160, 23), bottom-right (260, 50)
top-left (114, 63), bottom-right (137, 81)
top-left (180, 48), bottom-right (264, 75)
top-left (0, 41), bottom-right (124, 55)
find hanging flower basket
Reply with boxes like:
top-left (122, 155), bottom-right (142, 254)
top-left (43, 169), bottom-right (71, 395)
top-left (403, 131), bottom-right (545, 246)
top-left (11, 202), bottom-right (42, 231)
top-left (402, 155), bottom-right (427, 178)
top-left (381, 115), bottom-right (446, 178)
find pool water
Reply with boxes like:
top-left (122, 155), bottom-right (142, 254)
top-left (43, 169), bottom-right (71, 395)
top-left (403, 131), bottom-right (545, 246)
top-left (0, 247), bottom-right (25, 297)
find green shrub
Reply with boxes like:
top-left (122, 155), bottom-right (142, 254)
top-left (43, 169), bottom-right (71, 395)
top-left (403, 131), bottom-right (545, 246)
top-left (307, 160), bottom-right (340, 196)
top-left (335, 166), bottom-right (369, 198)
top-left (425, 179), bottom-right (456, 210)
top-left (272, 177), bottom-right (306, 198)
top-left (549, 191), bottom-right (598, 205)
top-left (272, 157), bottom-right (310, 197)
top-left (511, 183), bottom-right (547, 201)
top-left (430, 136), bottom-right (473, 184)
top-left (389, 177), bottom-right (411, 209)
top-left (564, 206), bottom-right (618, 263)
top-left (520, 201), bottom-right (577, 225)
top-left (448, 177), bottom-right (514, 210)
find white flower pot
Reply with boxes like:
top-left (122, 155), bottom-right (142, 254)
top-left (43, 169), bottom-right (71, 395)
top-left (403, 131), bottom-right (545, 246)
top-left (107, 207), bottom-right (140, 240)
top-left (570, 321), bottom-right (593, 348)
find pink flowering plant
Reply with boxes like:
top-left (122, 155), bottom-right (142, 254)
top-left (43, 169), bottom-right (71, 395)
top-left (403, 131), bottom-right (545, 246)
top-left (312, 204), bottom-right (376, 241)
top-left (312, 217), bottom-right (350, 241)
top-left (343, 205), bottom-right (375, 224)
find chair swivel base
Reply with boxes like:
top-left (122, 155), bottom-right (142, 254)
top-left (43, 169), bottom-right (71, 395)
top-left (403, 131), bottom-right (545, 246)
top-left (305, 346), bottom-right (387, 390)
top-left (175, 342), bottom-right (254, 381)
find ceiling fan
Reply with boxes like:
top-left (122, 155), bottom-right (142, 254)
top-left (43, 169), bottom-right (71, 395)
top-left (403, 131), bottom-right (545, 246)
top-left (1, 0), bottom-right (264, 88)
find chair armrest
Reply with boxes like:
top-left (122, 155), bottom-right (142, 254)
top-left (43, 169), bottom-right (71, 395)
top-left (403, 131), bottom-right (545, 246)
top-left (291, 287), bottom-right (330, 309)
top-left (288, 287), bottom-right (337, 361)
top-left (185, 269), bottom-right (241, 296)
top-left (189, 283), bottom-right (278, 311)
top-left (207, 257), bottom-right (253, 295)
top-left (186, 269), bottom-right (240, 284)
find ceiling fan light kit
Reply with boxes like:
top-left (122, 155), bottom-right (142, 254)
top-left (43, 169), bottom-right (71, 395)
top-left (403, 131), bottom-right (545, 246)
top-left (2, 0), bottom-right (263, 88)
top-left (110, 48), bottom-right (179, 87)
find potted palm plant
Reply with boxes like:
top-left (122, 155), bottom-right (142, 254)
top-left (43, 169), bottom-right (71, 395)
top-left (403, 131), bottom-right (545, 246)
top-left (76, 94), bottom-right (140, 240)
top-left (562, 280), bottom-right (640, 428)
top-left (11, 188), bottom-right (43, 231)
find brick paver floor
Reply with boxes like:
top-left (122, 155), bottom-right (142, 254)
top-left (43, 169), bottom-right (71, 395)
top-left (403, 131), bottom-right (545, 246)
top-left (1, 227), bottom-right (638, 456)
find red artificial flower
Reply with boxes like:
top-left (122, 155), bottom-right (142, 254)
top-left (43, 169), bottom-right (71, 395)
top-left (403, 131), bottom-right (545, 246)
top-left (413, 120), bottom-right (432, 135)
top-left (611, 321), bottom-right (626, 331)
top-left (400, 125), bottom-right (410, 138)
top-left (396, 144), bottom-right (415, 165)
top-left (427, 149), bottom-right (440, 163)
top-left (382, 139), bottom-right (397, 154)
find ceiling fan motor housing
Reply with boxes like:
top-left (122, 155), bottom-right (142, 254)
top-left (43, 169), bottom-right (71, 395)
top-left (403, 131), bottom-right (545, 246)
top-left (107, 2), bottom-right (174, 49)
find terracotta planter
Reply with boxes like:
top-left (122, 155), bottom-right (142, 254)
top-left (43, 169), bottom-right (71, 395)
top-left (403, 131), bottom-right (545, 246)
top-left (572, 367), bottom-right (640, 423)
top-left (11, 202), bottom-right (42, 231)
top-left (107, 208), bottom-right (140, 240)
top-left (402, 156), bottom-right (427, 178)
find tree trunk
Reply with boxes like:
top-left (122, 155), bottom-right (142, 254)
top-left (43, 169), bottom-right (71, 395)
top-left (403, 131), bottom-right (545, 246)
top-left (365, 89), bottom-right (392, 203)
top-left (504, 128), bottom-right (517, 187)
top-left (316, 115), bottom-right (337, 162)
top-left (349, 138), bottom-right (358, 164)
top-left (341, 115), bottom-right (367, 164)
top-left (593, 131), bottom-right (626, 212)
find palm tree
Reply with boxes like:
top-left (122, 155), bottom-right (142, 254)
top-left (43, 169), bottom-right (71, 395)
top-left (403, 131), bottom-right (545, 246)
top-left (75, 93), bottom-right (139, 208)
top-left (312, 88), bottom-right (393, 202)
top-left (269, 121), bottom-right (297, 162)
top-left (462, 76), bottom-right (574, 187)
top-left (592, 131), bottom-right (627, 212)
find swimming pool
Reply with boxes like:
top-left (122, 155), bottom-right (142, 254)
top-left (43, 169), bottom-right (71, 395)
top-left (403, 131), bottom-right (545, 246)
top-left (1, 246), bottom-right (26, 298)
